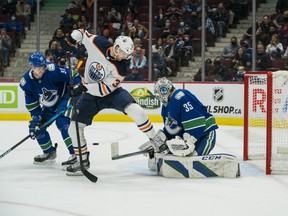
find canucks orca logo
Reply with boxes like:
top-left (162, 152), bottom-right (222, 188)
top-left (164, 113), bottom-right (182, 135)
top-left (39, 88), bottom-right (59, 107)
top-left (88, 62), bottom-right (106, 82)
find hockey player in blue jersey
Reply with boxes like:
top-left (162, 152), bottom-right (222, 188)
top-left (65, 29), bottom-right (159, 176)
top-left (19, 52), bottom-right (79, 167)
top-left (140, 77), bottom-right (218, 169)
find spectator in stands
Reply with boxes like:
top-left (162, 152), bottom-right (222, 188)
top-left (4, 14), bottom-right (24, 48)
top-left (232, 65), bottom-right (245, 82)
top-left (273, 10), bottom-right (288, 32)
top-left (15, 0), bottom-right (31, 30)
top-left (255, 26), bottom-right (270, 46)
top-left (152, 37), bottom-right (165, 58)
top-left (160, 18), bottom-right (177, 39)
top-left (123, 5), bottom-right (138, 29)
top-left (259, 15), bottom-right (272, 38)
top-left (200, 12), bottom-right (216, 46)
top-left (129, 19), bottom-right (149, 40)
top-left (242, 19), bottom-right (259, 46)
top-left (49, 40), bottom-right (64, 59)
top-left (124, 67), bottom-right (144, 81)
top-left (177, 34), bottom-right (193, 66)
top-left (181, 0), bottom-right (193, 15)
top-left (276, 0), bottom-right (288, 14)
top-left (265, 34), bottom-right (283, 60)
top-left (154, 7), bottom-right (166, 28)
top-left (106, 7), bottom-right (122, 24)
top-left (60, 12), bottom-right (76, 34)
top-left (129, 46), bottom-right (147, 72)
top-left (97, 7), bottom-right (108, 27)
top-left (2, 0), bottom-right (17, 16)
top-left (44, 49), bottom-right (56, 63)
top-left (77, 14), bottom-right (91, 32)
top-left (230, 47), bottom-right (248, 74)
top-left (254, 42), bottom-right (272, 71)
top-left (151, 46), bottom-right (166, 81)
top-left (212, 3), bottom-right (229, 38)
top-left (165, 0), bottom-right (183, 21)
top-left (193, 58), bottom-right (216, 81)
top-left (102, 29), bottom-right (113, 43)
top-left (49, 28), bottom-right (76, 54)
top-left (213, 56), bottom-right (231, 81)
top-left (67, 0), bottom-right (79, 9)
top-left (221, 36), bottom-right (241, 60)
top-left (186, 11), bottom-right (201, 30)
top-left (0, 28), bottom-right (12, 67)
top-left (164, 35), bottom-right (181, 76)
top-left (227, 0), bottom-right (241, 28)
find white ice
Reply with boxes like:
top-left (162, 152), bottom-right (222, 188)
top-left (0, 121), bottom-right (288, 216)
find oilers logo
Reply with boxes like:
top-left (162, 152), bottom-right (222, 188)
top-left (88, 62), bottom-right (106, 82)
top-left (39, 88), bottom-right (59, 107)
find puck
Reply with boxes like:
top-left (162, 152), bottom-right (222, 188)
top-left (93, 142), bottom-right (99, 145)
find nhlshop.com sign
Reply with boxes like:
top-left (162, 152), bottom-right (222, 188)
top-left (0, 86), bottom-right (18, 108)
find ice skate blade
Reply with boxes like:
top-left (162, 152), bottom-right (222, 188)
top-left (33, 159), bottom-right (56, 165)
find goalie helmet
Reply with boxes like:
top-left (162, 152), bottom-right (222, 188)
top-left (154, 77), bottom-right (174, 107)
top-left (29, 52), bottom-right (46, 67)
top-left (114, 36), bottom-right (134, 59)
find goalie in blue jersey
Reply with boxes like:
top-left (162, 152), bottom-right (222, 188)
top-left (141, 77), bottom-right (219, 170)
top-left (19, 52), bottom-right (80, 167)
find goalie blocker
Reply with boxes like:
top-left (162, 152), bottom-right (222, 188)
top-left (153, 153), bottom-right (240, 178)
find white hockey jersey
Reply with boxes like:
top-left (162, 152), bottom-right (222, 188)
top-left (74, 29), bottom-right (128, 97)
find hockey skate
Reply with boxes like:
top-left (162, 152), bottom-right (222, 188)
top-left (61, 154), bottom-right (77, 170)
top-left (66, 152), bottom-right (90, 176)
top-left (33, 144), bottom-right (57, 164)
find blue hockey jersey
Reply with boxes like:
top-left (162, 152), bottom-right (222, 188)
top-left (19, 63), bottom-right (72, 116)
top-left (161, 89), bottom-right (218, 140)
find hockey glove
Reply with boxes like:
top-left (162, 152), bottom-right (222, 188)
top-left (66, 35), bottom-right (77, 47)
top-left (69, 83), bottom-right (87, 97)
top-left (29, 116), bottom-right (41, 139)
top-left (150, 130), bottom-right (168, 153)
top-left (166, 133), bottom-right (197, 157)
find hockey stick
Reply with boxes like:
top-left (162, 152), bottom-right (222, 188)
top-left (67, 53), bottom-right (98, 183)
top-left (111, 142), bottom-right (154, 160)
top-left (0, 104), bottom-right (72, 159)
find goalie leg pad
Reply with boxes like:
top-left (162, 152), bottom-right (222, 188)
top-left (154, 153), bottom-right (240, 178)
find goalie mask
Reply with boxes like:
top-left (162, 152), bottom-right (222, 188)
top-left (114, 36), bottom-right (134, 59)
top-left (154, 77), bottom-right (174, 107)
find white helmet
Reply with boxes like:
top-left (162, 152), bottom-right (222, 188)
top-left (114, 36), bottom-right (134, 59)
top-left (154, 77), bottom-right (174, 107)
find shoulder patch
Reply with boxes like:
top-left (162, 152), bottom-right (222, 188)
top-left (20, 77), bottom-right (26, 86)
top-left (46, 64), bottom-right (55, 71)
top-left (175, 91), bottom-right (185, 100)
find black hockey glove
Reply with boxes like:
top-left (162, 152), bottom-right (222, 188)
top-left (66, 35), bottom-right (77, 47)
top-left (29, 116), bottom-right (41, 139)
top-left (69, 83), bottom-right (88, 97)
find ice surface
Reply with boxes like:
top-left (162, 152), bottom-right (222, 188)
top-left (0, 121), bottom-right (288, 216)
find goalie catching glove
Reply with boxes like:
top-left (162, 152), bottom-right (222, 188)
top-left (166, 133), bottom-right (197, 157)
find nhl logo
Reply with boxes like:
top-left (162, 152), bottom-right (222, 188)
top-left (213, 87), bottom-right (224, 102)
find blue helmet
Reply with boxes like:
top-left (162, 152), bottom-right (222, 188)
top-left (29, 52), bottom-right (46, 67)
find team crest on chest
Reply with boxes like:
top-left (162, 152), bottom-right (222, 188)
top-left (39, 88), bottom-right (58, 107)
top-left (164, 113), bottom-right (182, 135)
top-left (88, 61), bottom-right (106, 82)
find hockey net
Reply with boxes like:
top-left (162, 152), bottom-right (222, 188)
top-left (243, 71), bottom-right (288, 174)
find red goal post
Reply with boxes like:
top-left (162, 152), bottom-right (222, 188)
top-left (243, 71), bottom-right (288, 174)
